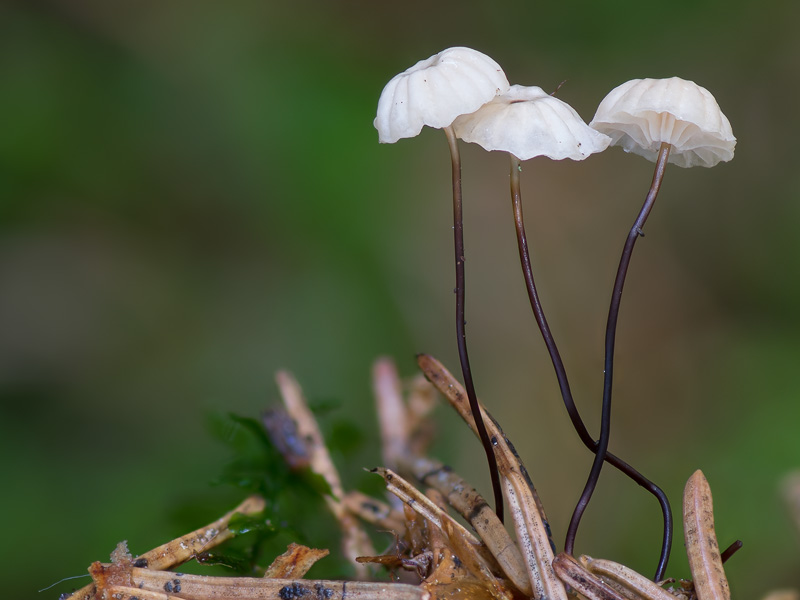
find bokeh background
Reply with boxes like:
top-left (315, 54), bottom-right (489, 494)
top-left (2, 0), bottom-right (799, 597)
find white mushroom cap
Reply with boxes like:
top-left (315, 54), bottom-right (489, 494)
top-left (374, 47), bottom-right (510, 144)
top-left (589, 77), bottom-right (736, 168)
top-left (452, 85), bottom-right (611, 161)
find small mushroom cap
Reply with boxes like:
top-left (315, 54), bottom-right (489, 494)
top-left (374, 47), bottom-right (510, 144)
top-left (452, 85), bottom-right (611, 161)
top-left (589, 77), bottom-right (736, 168)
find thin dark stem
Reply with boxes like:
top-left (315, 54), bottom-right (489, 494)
top-left (509, 154), bottom-right (673, 578)
top-left (720, 540), bottom-right (743, 564)
top-left (444, 125), bottom-right (504, 524)
top-left (565, 142), bottom-right (672, 574)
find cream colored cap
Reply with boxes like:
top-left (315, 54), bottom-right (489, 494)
top-left (590, 77), bottom-right (735, 168)
top-left (374, 47), bottom-right (510, 144)
top-left (453, 84), bottom-right (611, 161)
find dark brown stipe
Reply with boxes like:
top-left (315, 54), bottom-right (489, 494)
top-left (509, 154), bottom-right (673, 580)
top-left (444, 125), bottom-right (504, 524)
top-left (720, 540), bottom-right (743, 564)
top-left (565, 142), bottom-right (672, 578)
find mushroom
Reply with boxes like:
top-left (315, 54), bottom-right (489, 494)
top-left (454, 85), bottom-right (674, 579)
top-left (452, 84), bottom-right (611, 161)
top-left (566, 77), bottom-right (736, 577)
top-left (374, 47), bottom-right (510, 522)
top-left (589, 77), bottom-right (736, 168)
top-left (374, 47), bottom-right (509, 144)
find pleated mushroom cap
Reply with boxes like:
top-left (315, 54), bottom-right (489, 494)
top-left (453, 85), bottom-right (611, 161)
top-left (374, 47), bottom-right (510, 144)
top-left (589, 77), bottom-right (736, 168)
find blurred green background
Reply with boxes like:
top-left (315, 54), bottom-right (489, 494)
top-left (2, 0), bottom-right (799, 597)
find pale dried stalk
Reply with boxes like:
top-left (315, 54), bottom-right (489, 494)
top-left (417, 353), bottom-right (566, 600)
top-left (552, 553), bottom-right (629, 600)
top-left (397, 453), bottom-right (532, 596)
top-left (101, 587), bottom-right (172, 600)
top-left (405, 373), bottom-right (437, 456)
top-left (407, 374), bottom-right (437, 426)
top-left (683, 470), bottom-right (730, 600)
top-left (373, 465), bottom-right (517, 600)
top-left (374, 357), bottom-right (409, 472)
top-left (66, 495), bottom-right (265, 600)
top-left (372, 467), bottom-right (483, 549)
top-left (581, 556), bottom-right (677, 600)
top-left (141, 495), bottom-right (266, 570)
top-left (96, 565), bottom-right (430, 600)
top-left (372, 358), bottom-right (435, 461)
top-left (502, 471), bottom-right (559, 600)
top-left (276, 370), bottom-right (376, 578)
top-left (374, 357), bottom-right (414, 514)
top-left (374, 357), bottom-right (529, 594)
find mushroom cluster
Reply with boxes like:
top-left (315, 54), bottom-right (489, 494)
top-left (374, 46), bottom-right (736, 582)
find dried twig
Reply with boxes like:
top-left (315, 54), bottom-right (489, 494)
top-left (683, 470), bottom-right (730, 600)
top-left (374, 357), bottom-right (409, 473)
top-left (66, 360), bottom-right (757, 600)
top-left (396, 453), bottom-right (531, 596)
top-left (373, 357), bottom-right (529, 595)
top-left (66, 495), bottom-right (265, 600)
top-left (370, 466), bottom-right (518, 600)
top-left (580, 555), bottom-right (677, 600)
top-left (276, 370), bottom-right (376, 578)
top-left (371, 467), bottom-right (485, 550)
top-left (552, 553), bottom-right (628, 600)
top-left (91, 563), bottom-right (430, 600)
top-left (405, 373), bottom-right (437, 456)
top-left (143, 495), bottom-right (266, 570)
top-left (417, 353), bottom-right (566, 600)
top-left (97, 587), bottom-right (171, 600)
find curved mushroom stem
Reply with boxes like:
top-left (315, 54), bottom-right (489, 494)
top-left (565, 141), bottom-right (672, 578)
top-left (509, 153), bottom-right (673, 579)
top-left (720, 539), bottom-right (743, 564)
top-left (444, 125), bottom-right (504, 524)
